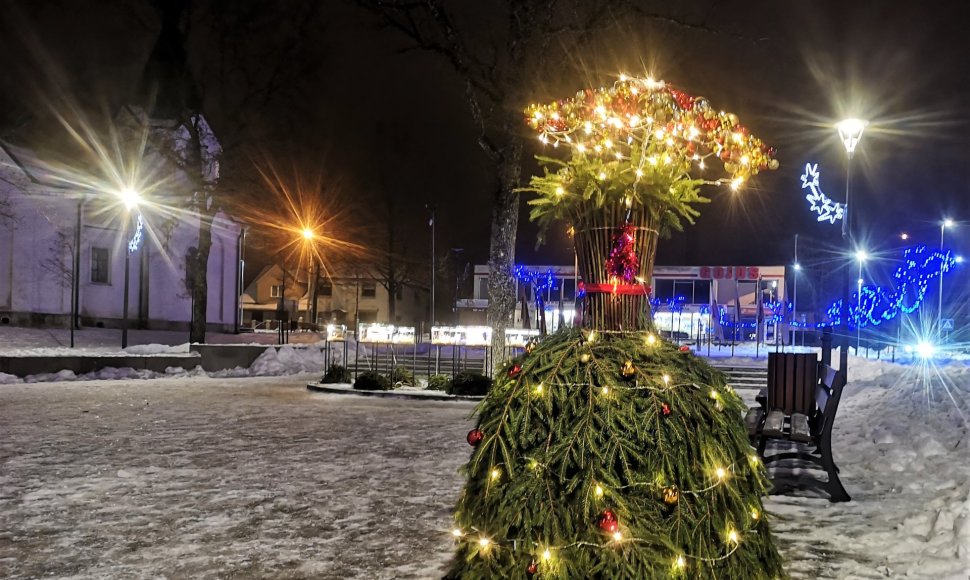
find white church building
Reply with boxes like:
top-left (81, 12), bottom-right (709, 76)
top-left (0, 137), bottom-right (243, 333)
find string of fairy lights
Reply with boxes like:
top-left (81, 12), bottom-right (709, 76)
top-left (454, 329), bottom-right (767, 575)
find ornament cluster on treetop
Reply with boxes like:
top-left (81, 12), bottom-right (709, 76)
top-left (523, 75), bottom-right (778, 236)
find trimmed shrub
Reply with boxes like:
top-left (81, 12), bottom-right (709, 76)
top-left (388, 366), bottom-right (415, 386)
top-left (321, 363), bottom-right (351, 384)
top-left (448, 371), bottom-right (493, 396)
top-left (353, 371), bottom-right (393, 391)
top-left (427, 374), bottom-right (451, 391)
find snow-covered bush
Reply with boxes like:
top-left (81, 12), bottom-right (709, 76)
top-left (447, 371), bottom-right (491, 396)
top-left (426, 374), bottom-right (451, 391)
top-left (353, 371), bottom-right (393, 391)
top-left (321, 363), bottom-right (351, 384)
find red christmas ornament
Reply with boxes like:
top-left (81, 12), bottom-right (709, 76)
top-left (669, 88), bottom-right (695, 111)
top-left (604, 222), bottom-right (639, 282)
top-left (508, 364), bottom-right (523, 378)
top-left (661, 402), bottom-right (672, 416)
top-left (466, 429), bottom-right (484, 447)
top-left (598, 509), bottom-right (619, 533)
top-left (526, 561), bottom-right (539, 576)
top-left (679, 345), bottom-right (691, 353)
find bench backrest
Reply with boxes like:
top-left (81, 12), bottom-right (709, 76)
top-left (767, 352), bottom-right (819, 415)
top-left (813, 364), bottom-right (846, 440)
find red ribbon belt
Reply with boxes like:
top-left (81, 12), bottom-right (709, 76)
top-left (581, 282), bottom-right (651, 296)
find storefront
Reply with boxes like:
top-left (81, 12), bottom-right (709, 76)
top-left (457, 264), bottom-right (787, 341)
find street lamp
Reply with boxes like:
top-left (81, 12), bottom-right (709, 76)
top-left (119, 187), bottom-right (142, 349)
top-left (939, 219), bottom-right (954, 339)
top-left (836, 118), bottom-right (868, 378)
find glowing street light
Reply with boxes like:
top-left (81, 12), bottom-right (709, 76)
top-left (836, 118), bottom-right (868, 378)
top-left (117, 186), bottom-right (143, 349)
top-left (900, 232), bottom-right (909, 241)
top-left (302, 227), bottom-right (315, 240)
top-left (836, 118), bottom-right (868, 157)
top-left (119, 187), bottom-right (141, 210)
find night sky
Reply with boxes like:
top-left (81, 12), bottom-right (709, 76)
top-left (2, 1), bottom-right (969, 291)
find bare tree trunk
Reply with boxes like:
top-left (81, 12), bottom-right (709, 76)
top-left (190, 209), bottom-right (212, 343)
top-left (486, 137), bottom-right (522, 372)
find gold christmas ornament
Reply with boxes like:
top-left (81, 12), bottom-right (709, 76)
top-left (579, 353), bottom-right (591, 364)
top-left (621, 360), bottom-right (636, 380)
top-left (663, 486), bottom-right (680, 505)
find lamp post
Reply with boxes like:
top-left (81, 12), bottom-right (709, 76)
top-left (854, 249), bottom-right (867, 353)
top-left (836, 118), bottom-right (868, 378)
top-left (118, 187), bottom-right (141, 349)
top-left (451, 247), bottom-right (464, 317)
top-left (302, 227), bottom-right (318, 327)
top-left (792, 233), bottom-right (800, 346)
top-left (425, 204), bottom-right (436, 332)
top-left (938, 219), bottom-right (953, 340)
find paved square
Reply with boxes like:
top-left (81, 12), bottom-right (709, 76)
top-left (0, 377), bottom-right (474, 579)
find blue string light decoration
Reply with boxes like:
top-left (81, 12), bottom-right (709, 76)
top-left (826, 245), bottom-right (956, 328)
top-left (514, 266), bottom-right (559, 331)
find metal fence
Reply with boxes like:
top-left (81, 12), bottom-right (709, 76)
top-left (322, 340), bottom-right (526, 380)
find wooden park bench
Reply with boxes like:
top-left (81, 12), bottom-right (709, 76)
top-left (744, 352), bottom-right (851, 502)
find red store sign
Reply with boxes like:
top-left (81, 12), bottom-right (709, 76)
top-left (698, 266), bottom-right (760, 280)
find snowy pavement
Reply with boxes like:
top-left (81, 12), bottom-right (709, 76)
top-left (2, 358), bottom-right (970, 579)
top-left (0, 375), bottom-right (474, 580)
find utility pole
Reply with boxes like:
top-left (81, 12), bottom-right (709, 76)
top-left (426, 204), bottom-right (436, 331)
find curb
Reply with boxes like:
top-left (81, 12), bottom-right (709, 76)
top-left (307, 383), bottom-right (483, 402)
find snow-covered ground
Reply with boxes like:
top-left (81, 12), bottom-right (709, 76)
top-left (2, 355), bottom-right (969, 578)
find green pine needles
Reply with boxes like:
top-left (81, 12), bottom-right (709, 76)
top-left (448, 329), bottom-right (785, 579)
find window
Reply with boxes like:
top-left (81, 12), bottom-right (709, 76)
top-left (270, 285), bottom-right (284, 298)
top-left (674, 281), bottom-right (694, 304)
top-left (693, 280), bottom-right (711, 305)
top-left (656, 279), bottom-right (712, 305)
top-left (90, 247), bottom-right (110, 284)
top-left (477, 277), bottom-right (489, 300)
top-left (563, 278), bottom-right (576, 301)
top-left (654, 279), bottom-right (675, 302)
top-left (319, 282), bottom-right (333, 296)
top-left (361, 281), bottom-right (377, 297)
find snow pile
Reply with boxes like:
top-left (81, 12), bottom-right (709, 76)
top-left (0, 371), bottom-right (22, 384)
top-left (123, 343), bottom-right (189, 355)
top-left (248, 345), bottom-right (329, 376)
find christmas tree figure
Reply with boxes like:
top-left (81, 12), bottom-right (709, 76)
top-left (447, 76), bottom-right (784, 579)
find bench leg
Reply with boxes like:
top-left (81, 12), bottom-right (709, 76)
top-left (820, 437), bottom-right (850, 502)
